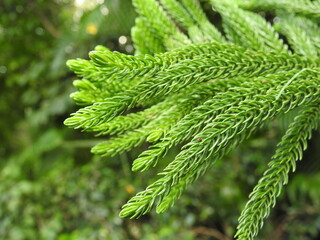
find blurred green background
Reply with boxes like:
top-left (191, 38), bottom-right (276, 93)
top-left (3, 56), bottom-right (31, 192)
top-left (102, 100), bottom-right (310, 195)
top-left (1, 0), bottom-right (320, 239)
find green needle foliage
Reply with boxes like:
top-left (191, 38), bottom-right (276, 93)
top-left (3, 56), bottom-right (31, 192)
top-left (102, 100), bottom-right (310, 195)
top-left (235, 102), bottom-right (320, 239)
top-left (65, 0), bottom-right (320, 239)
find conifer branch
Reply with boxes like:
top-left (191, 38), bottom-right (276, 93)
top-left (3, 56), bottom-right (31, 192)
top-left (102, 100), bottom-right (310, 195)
top-left (239, 0), bottom-right (320, 19)
top-left (161, 0), bottom-right (224, 42)
top-left (132, 17), bottom-right (166, 54)
top-left (65, 1), bottom-right (320, 237)
top-left (68, 41), bottom-right (236, 87)
top-left (120, 69), bottom-right (320, 218)
top-left (209, 1), bottom-right (288, 52)
top-left (161, 0), bottom-right (206, 43)
top-left (90, 99), bottom-right (171, 136)
top-left (91, 80), bottom-right (237, 155)
top-left (70, 79), bottom-right (112, 106)
top-left (65, 42), bottom-right (318, 130)
top-left (235, 103), bottom-right (320, 240)
top-left (132, 0), bottom-right (191, 50)
top-left (274, 13), bottom-right (320, 59)
top-left (131, 70), bottom-right (308, 172)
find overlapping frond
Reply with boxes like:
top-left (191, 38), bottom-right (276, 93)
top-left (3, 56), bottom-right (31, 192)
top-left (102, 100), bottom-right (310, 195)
top-left (274, 13), bottom-right (320, 59)
top-left (64, 0), bottom-right (320, 239)
top-left (132, 0), bottom-right (190, 50)
top-left (132, 17), bottom-right (166, 54)
top-left (160, 0), bottom-right (224, 42)
top-left (239, 0), bottom-right (320, 19)
top-left (235, 103), bottom-right (320, 239)
top-left (120, 69), bottom-right (320, 218)
top-left (64, 43), bottom-right (316, 130)
top-left (209, 0), bottom-right (288, 52)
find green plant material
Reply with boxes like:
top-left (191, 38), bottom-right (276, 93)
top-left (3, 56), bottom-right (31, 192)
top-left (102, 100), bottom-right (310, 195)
top-left (210, 1), bottom-right (287, 52)
top-left (132, 0), bottom-right (190, 50)
top-left (132, 17), bottom-right (166, 54)
top-left (274, 13), bottom-right (320, 59)
top-left (64, 43), bottom-right (316, 130)
top-left (238, 0), bottom-right (320, 19)
top-left (235, 103), bottom-right (320, 239)
top-left (160, 0), bottom-right (224, 42)
top-left (65, 0), bottom-right (320, 239)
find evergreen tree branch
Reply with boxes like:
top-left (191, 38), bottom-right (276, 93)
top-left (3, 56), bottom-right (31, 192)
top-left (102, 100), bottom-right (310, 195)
top-left (120, 69), bottom-right (320, 218)
top-left (209, 1), bottom-right (288, 52)
top-left (239, 0), bottom-right (320, 19)
top-left (274, 13), bottom-right (320, 59)
top-left (132, 0), bottom-right (191, 50)
top-left (132, 69), bottom-right (310, 172)
top-left (161, 0), bottom-right (224, 43)
top-left (91, 80), bottom-right (237, 156)
top-left (235, 102), bottom-right (320, 240)
top-left (70, 79), bottom-right (113, 106)
top-left (65, 42), bottom-right (317, 130)
top-left (161, 0), bottom-right (206, 43)
top-left (131, 17), bottom-right (166, 54)
top-left (64, 1), bottom-right (320, 237)
top-left (90, 98), bottom-right (171, 136)
top-left (180, 0), bottom-right (225, 41)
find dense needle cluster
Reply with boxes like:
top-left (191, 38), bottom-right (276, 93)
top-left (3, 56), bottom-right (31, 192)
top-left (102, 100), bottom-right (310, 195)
top-left (64, 0), bottom-right (320, 239)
